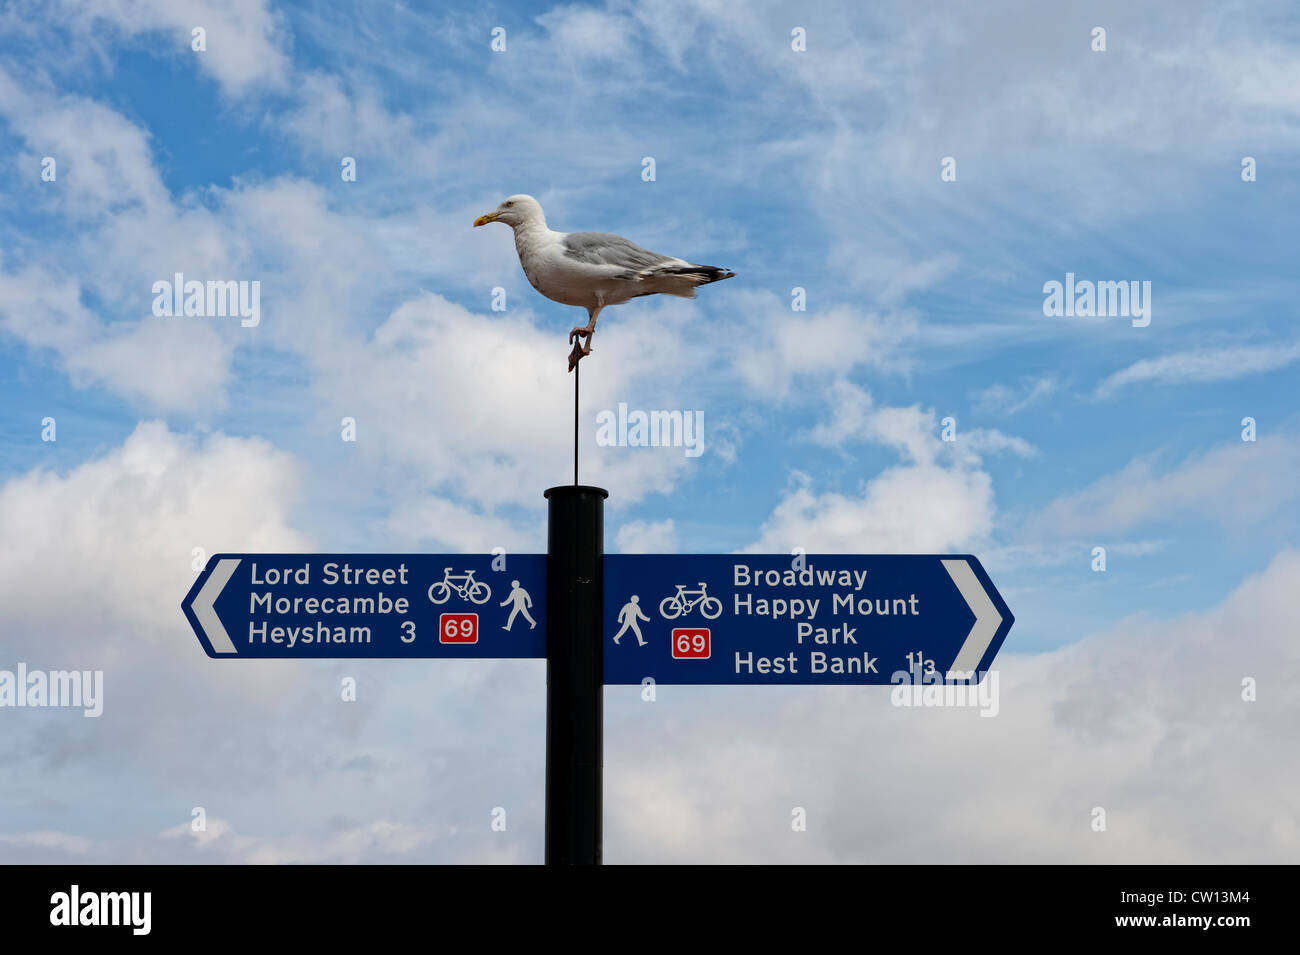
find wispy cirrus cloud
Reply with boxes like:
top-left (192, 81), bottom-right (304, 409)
top-left (973, 375), bottom-right (1059, 415)
top-left (1027, 436), bottom-right (1300, 538)
top-left (1096, 341), bottom-right (1300, 397)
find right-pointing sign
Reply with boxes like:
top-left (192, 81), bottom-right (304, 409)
top-left (603, 555), bottom-right (1013, 685)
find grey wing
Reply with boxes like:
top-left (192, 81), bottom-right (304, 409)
top-left (561, 232), bottom-right (676, 274)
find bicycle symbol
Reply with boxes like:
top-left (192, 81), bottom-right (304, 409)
top-left (659, 581), bottom-right (723, 620)
top-left (428, 567), bottom-right (492, 605)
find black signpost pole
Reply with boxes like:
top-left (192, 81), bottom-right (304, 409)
top-left (543, 484), bottom-right (607, 865)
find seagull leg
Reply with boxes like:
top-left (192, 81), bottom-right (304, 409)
top-left (567, 305), bottom-right (602, 372)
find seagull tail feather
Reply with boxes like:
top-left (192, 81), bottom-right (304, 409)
top-left (653, 264), bottom-right (736, 283)
top-left (633, 263), bottom-right (736, 299)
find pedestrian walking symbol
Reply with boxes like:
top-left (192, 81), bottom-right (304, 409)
top-left (613, 595), bottom-right (650, 646)
top-left (500, 580), bottom-right (537, 631)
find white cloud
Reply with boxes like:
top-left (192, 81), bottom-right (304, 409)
top-left (384, 495), bottom-right (543, 554)
top-left (157, 816), bottom-right (477, 865)
top-left (0, 815), bottom-right (526, 864)
top-left (753, 379), bottom-right (1032, 554)
top-left (69, 319), bottom-right (233, 413)
top-left (810, 379), bottom-right (1034, 464)
top-left (0, 421), bottom-right (308, 652)
top-left (47, 0), bottom-right (290, 96)
top-left (537, 5), bottom-right (636, 61)
top-left (1029, 436), bottom-right (1300, 538)
top-left (0, 76), bottom-right (262, 412)
top-left (986, 538), bottom-right (1167, 572)
top-left (0, 830), bottom-right (96, 856)
top-left (732, 295), bottom-right (917, 398)
top-left (0, 66), bottom-right (170, 215)
top-left (958, 427), bottom-right (1037, 461)
top-left (0, 266), bottom-right (95, 353)
top-left (280, 72), bottom-right (438, 170)
top-left (614, 518), bottom-right (678, 553)
top-left (746, 465), bottom-right (994, 554)
top-left (973, 375), bottom-right (1059, 415)
top-left (810, 380), bottom-right (934, 461)
top-left (1096, 341), bottom-right (1300, 397)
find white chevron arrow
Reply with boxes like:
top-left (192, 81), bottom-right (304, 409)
top-left (192, 558), bottom-right (241, 655)
top-left (941, 558), bottom-right (1002, 677)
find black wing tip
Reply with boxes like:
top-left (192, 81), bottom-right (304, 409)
top-left (661, 265), bottom-right (736, 283)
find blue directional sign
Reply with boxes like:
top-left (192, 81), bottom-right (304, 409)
top-left (182, 554), bottom-right (547, 658)
top-left (603, 555), bottom-right (1013, 685)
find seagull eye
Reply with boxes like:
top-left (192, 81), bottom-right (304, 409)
top-left (505, 201), bottom-right (514, 207)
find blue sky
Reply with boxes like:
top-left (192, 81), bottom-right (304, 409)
top-left (0, 0), bottom-right (1297, 863)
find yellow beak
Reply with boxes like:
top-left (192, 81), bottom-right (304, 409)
top-left (473, 212), bottom-right (499, 227)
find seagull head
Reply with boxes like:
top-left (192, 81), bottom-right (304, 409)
top-left (474, 194), bottom-right (544, 229)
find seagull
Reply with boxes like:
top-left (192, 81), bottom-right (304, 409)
top-left (474, 195), bottom-right (735, 371)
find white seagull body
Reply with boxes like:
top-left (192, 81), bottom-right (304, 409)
top-left (474, 194), bottom-right (735, 370)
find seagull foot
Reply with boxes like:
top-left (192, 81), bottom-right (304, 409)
top-left (567, 339), bottom-right (592, 373)
top-left (568, 326), bottom-right (591, 345)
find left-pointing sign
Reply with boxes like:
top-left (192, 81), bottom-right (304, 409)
top-left (181, 554), bottom-right (547, 658)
